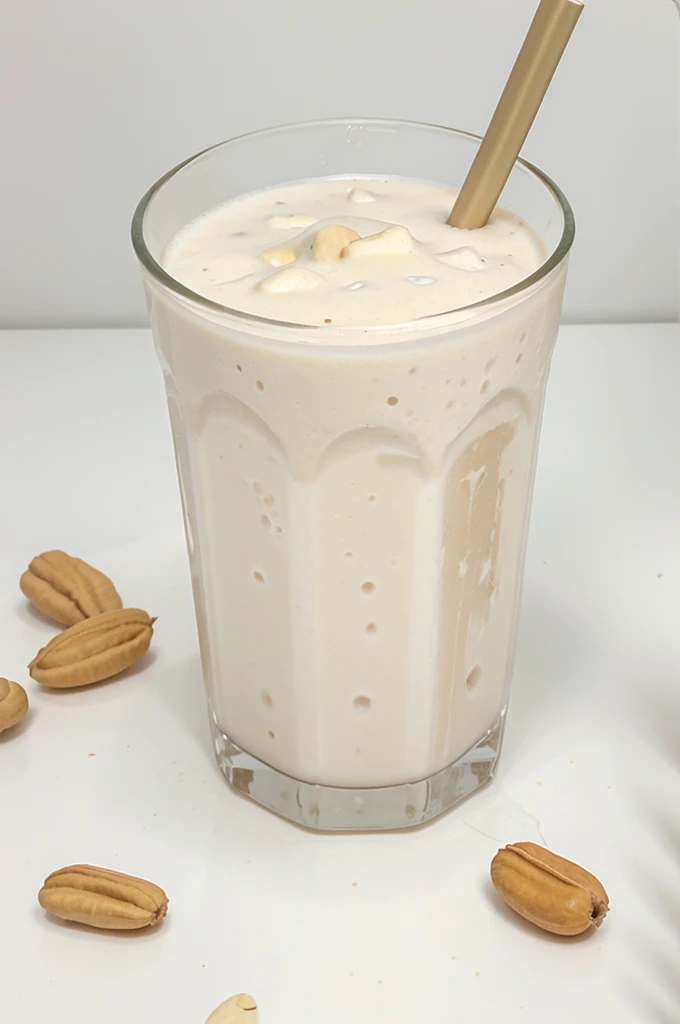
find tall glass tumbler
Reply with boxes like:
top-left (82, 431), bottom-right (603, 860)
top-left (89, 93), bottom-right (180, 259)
top-left (132, 119), bottom-right (574, 831)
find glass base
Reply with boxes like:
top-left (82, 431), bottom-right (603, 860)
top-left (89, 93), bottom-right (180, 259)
top-left (210, 708), bottom-right (506, 832)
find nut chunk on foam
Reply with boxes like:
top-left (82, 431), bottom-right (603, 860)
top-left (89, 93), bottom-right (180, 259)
top-left (313, 224), bottom-right (360, 263)
top-left (259, 247), bottom-right (298, 268)
top-left (343, 225), bottom-right (418, 258)
top-left (439, 246), bottom-right (487, 271)
top-left (347, 186), bottom-right (376, 203)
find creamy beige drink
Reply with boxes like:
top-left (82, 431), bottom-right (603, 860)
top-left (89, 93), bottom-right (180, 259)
top-left (157, 177), bottom-right (556, 788)
top-left (134, 119), bottom-right (572, 828)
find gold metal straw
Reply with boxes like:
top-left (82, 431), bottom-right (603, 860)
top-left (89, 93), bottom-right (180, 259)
top-left (448, 0), bottom-right (584, 230)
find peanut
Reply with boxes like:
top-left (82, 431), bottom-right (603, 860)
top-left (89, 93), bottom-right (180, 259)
top-left (490, 842), bottom-right (609, 936)
top-left (38, 864), bottom-right (168, 930)
top-left (0, 678), bottom-right (29, 733)
top-left (20, 550), bottom-right (122, 627)
top-left (29, 608), bottom-right (154, 688)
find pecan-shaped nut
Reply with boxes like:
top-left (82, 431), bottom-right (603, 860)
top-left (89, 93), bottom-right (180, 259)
top-left (490, 841), bottom-right (609, 936)
top-left (206, 994), bottom-right (258, 1024)
top-left (28, 608), bottom-right (154, 688)
top-left (0, 678), bottom-right (29, 733)
top-left (20, 550), bottom-right (123, 626)
top-left (38, 865), bottom-right (168, 930)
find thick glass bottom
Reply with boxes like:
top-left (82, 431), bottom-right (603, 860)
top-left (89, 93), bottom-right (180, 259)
top-left (210, 707), bottom-right (506, 832)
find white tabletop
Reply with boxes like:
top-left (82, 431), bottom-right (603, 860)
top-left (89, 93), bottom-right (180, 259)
top-left (1, 324), bottom-right (679, 1023)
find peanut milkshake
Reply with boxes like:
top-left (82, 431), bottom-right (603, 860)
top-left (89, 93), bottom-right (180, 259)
top-left (134, 120), bottom-right (572, 829)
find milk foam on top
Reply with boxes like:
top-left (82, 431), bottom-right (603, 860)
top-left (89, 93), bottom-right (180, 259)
top-left (163, 177), bottom-right (545, 328)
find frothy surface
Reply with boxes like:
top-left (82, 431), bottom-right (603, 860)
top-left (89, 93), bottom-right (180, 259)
top-left (162, 177), bottom-right (545, 328)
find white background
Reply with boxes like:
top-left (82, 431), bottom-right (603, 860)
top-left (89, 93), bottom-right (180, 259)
top-left (1, 0), bottom-right (678, 329)
top-left (1, 324), bottom-right (679, 1022)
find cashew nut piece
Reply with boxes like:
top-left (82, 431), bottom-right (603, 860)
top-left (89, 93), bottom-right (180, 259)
top-left (313, 224), bottom-right (360, 263)
top-left (260, 247), bottom-right (298, 268)
top-left (205, 993), bottom-right (258, 1024)
top-left (343, 225), bottom-right (417, 258)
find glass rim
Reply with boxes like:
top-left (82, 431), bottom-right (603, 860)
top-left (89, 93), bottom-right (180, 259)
top-left (131, 117), bottom-right (575, 336)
